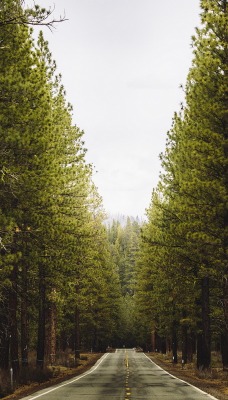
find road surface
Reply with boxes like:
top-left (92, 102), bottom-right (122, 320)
top-left (20, 349), bottom-right (218, 400)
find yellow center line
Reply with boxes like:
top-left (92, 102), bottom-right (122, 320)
top-left (125, 350), bottom-right (131, 399)
top-left (125, 350), bottom-right (129, 368)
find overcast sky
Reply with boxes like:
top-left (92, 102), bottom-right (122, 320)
top-left (33, 0), bottom-right (201, 218)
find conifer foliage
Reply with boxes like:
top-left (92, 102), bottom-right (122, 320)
top-left (0, 0), bottom-right (121, 393)
top-left (135, 0), bottom-right (228, 369)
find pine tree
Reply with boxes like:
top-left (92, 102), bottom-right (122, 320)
top-left (137, 0), bottom-right (227, 369)
top-left (165, 0), bottom-right (228, 368)
top-left (0, 0), bottom-right (56, 372)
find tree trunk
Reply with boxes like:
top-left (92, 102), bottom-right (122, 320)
top-left (222, 276), bottom-right (228, 369)
top-left (155, 333), bottom-right (162, 353)
top-left (172, 321), bottom-right (178, 364)
top-left (36, 265), bottom-right (46, 369)
top-left (197, 277), bottom-right (211, 370)
top-left (221, 331), bottom-right (228, 370)
top-left (92, 328), bottom-right (98, 353)
top-left (9, 264), bottom-right (19, 378)
top-left (181, 324), bottom-right (188, 364)
top-left (21, 262), bottom-right (29, 367)
top-left (0, 294), bottom-right (10, 370)
top-left (187, 331), bottom-right (196, 363)
top-left (151, 330), bottom-right (156, 352)
top-left (74, 306), bottom-right (80, 359)
top-left (45, 292), bottom-right (57, 365)
top-left (161, 337), bottom-right (167, 354)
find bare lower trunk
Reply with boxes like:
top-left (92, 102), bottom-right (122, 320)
top-left (9, 264), bottom-right (19, 378)
top-left (75, 306), bottom-right (80, 359)
top-left (36, 265), bottom-right (46, 369)
top-left (172, 321), bottom-right (178, 364)
top-left (181, 324), bottom-right (188, 364)
top-left (221, 331), bottom-right (228, 370)
top-left (222, 276), bottom-right (228, 369)
top-left (155, 334), bottom-right (166, 354)
top-left (45, 292), bottom-right (57, 365)
top-left (0, 294), bottom-right (10, 370)
top-left (197, 277), bottom-right (211, 370)
top-left (151, 330), bottom-right (156, 352)
top-left (21, 263), bottom-right (29, 367)
top-left (187, 331), bottom-right (196, 363)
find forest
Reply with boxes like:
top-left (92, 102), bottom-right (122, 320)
top-left (0, 0), bottom-right (227, 396)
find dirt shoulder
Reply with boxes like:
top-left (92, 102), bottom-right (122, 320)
top-left (3, 353), bottom-right (103, 400)
top-left (148, 353), bottom-right (228, 400)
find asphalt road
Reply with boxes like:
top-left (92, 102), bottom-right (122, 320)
top-left (20, 349), bottom-right (218, 400)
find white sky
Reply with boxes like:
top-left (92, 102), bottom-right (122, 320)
top-left (33, 0), bottom-right (201, 218)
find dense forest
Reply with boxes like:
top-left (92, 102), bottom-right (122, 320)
top-left (135, 0), bottom-right (228, 372)
top-left (0, 0), bottom-right (227, 396)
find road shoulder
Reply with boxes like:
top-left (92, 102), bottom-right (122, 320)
top-left (3, 353), bottom-right (103, 400)
top-left (147, 353), bottom-right (228, 400)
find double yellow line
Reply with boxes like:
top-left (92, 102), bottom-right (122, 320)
top-left (124, 350), bottom-right (131, 399)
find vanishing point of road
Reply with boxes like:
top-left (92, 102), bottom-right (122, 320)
top-left (20, 349), bottom-right (218, 400)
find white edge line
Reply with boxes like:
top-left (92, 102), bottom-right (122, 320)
top-left (143, 353), bottom-right (219, 400)
top-left (25, 353), bottom-right (110, 400)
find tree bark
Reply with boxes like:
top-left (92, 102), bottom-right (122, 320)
top-left (151, 330), bottom-right (156, 352)
top-left (0, 293), bottom-right (9, 370)
top-left (222, 276), bottom-right (228, 369)
top-left (197, 277), bottom-right (211, 370)
top-left (181, 324), bottom-right (188, 364)
top-left (21, 262), bottom-right (29, 367)
top-left (45, 292), bottom-right (57, 365)
top-left (74, 306), bottom-right (80, 359)
top-left (36, 264), bottom-right (46, 369)
top-left (155, 335), bottom-right (167, 354)
top-left (187, 331), bottom-right (196, 363)
top-left (221, 331), bottom-right (228, 370)
top-left (9, 264), bottom-right (19, 378)
top-left (172, 321), bottom-right (178, 364)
